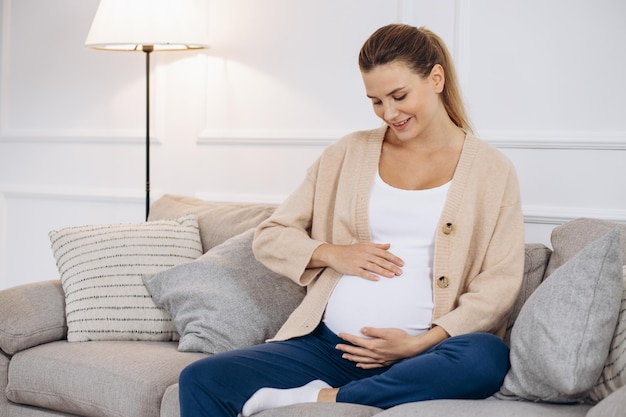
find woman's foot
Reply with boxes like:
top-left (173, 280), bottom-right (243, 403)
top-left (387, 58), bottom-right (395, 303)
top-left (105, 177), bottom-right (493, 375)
top-left (241, 379), bottom-right (331, 416)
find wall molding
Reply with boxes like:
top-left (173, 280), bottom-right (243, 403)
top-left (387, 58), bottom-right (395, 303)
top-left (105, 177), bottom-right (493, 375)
top-left (197, 128), bottom-right (347, 147)
top-left (480, 130), bottom-right (626, 150)
top-left (0, 184), bottom-right (145, 204)
top-left (0, 128), bottom-right (161, 145)
top-left (0, 0), bottom-right (9, 133)
top-left (3, 128), bottom-right (623, 150)
top-left (194, 191), bottom-right (285, 205)
top-left (523, 205), bottom-right (626, 225)
top-left (198, 128), bottom-right (626, 150)
top-left (397, 0), bottom-right (416, 23)
top-left (453, 0), bottom-right (471, 93)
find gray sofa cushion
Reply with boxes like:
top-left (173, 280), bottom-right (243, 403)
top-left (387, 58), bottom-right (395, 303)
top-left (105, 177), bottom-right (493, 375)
top-left (148, 194), bottom-right (276, 252)
top-left (161, 384), bottom-right (180, 417)
top-left (0, 280), bottom-right (67, 355)
top-left (499, 230), bottom-right (623, 402)
top-left (255, 403), bottom-right (381, 417)
top-left (588, 266), bottom-right (626, 402)
top-left (160, 386), bottom-right (382, 417)
top-left (546, 218), bottom-right (626, 276)
top-left (6, 341), bottom-right (206, 417)
top-left (373, 398), bottom-right (591, 417)
top-left (143, 229), bottom-right (306, 354)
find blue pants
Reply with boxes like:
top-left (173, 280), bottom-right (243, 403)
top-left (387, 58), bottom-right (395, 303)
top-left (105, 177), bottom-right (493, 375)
top-left (179, 323), bottom-right (509, 417)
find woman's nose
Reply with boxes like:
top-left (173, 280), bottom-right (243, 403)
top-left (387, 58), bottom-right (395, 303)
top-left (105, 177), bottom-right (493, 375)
top-left (383, 102), bottom-right (398, 120)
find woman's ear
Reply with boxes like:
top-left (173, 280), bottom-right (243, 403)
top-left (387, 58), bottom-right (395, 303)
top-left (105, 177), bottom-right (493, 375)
top-left (430, 64), bottom-right (445, 94)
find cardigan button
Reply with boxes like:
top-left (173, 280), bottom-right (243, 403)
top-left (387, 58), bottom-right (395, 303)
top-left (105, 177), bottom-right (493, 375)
top-left (442, 222), bottom-right (454, 235)
top-left (437, 276), bottom-right (450, 288)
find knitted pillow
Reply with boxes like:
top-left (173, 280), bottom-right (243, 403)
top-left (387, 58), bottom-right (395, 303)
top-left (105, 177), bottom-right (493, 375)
top-left (49, 215), bottom-right (202, 342)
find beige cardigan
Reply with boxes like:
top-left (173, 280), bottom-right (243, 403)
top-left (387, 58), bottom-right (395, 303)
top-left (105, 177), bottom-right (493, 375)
top-left (253, 125), bottom-right (525, 341)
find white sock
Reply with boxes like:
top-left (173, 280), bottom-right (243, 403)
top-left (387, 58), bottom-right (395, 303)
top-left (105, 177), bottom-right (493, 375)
top-left (241, 379), bottom-right (331, 416)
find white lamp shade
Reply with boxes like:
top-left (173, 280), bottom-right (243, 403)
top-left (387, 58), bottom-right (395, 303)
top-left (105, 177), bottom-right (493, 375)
top-left (85, 0), bottom-right (209, 51)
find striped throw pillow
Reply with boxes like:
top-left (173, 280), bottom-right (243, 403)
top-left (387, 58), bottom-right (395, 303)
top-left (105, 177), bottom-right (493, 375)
top-left (49, 215), bottom-right (202, 342)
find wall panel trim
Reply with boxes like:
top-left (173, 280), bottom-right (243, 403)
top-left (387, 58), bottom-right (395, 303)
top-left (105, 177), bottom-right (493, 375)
top-left (0, 0), bottom-right (10, 133)
top-left (397, 0), bottom-right (416, 23)
top-left (194, 191), bottom-right (285, 205)
top-left (197, 129), bottom-right (346, 147)
top-left (198, 129), bottom-right (626, 150)
top-left (0, 128), bottom-right (158, 144)
top-left (523, 205), bottom-right (626, 225)
top-left (0, 185), bottom-right (145, 203)
top-left (480, 130), bottom-right (626, 150)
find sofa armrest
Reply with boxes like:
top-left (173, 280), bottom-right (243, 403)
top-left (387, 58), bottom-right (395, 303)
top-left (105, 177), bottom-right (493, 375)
top-left (0, 280), bottom-right (67, 355)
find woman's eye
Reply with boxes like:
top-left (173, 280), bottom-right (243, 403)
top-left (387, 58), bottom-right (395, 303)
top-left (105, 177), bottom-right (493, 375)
top-left (372, 100), bottom-right (382, 106)
top-left (393, 94), bottom-right (406, 101)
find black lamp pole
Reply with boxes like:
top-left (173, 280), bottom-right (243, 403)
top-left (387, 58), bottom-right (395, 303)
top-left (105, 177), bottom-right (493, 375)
top-left (143, 45), bottom-right (153, 221)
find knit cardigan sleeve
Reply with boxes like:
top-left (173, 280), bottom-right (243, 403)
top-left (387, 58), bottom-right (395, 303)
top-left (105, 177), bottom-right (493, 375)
top-left (252, 129), bottom-right (379, 286)
top-left (252, 156), bottom-right (326, 286)
top-left (252, 129), bottom-right (385, 340)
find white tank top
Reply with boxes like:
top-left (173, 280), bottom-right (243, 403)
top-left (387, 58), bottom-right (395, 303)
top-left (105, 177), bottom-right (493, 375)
top-left (323, 171), bottom-right (450, 337)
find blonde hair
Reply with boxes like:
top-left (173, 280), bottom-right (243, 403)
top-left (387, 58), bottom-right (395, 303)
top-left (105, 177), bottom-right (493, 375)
top-left (359, 24), bottom-right (472, 133)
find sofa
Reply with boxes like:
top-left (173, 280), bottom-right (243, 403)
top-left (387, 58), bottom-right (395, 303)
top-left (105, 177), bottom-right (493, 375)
top-left (1, 193), bottom-right (625, 417)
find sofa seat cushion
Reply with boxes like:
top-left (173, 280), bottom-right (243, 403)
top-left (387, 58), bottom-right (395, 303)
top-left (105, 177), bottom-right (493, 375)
top-left (252, 402), bottom-right (382, 417)
top-left (6, 341), bottom-right (207, 417)
top-left (161, 385), bottom-right (383, 417)
top-left (373, 398), bottom-right (592, 417)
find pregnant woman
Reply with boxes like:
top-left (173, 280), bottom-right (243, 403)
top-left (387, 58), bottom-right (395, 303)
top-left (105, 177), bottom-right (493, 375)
top-left (179, 23), bottom-right (525, 417)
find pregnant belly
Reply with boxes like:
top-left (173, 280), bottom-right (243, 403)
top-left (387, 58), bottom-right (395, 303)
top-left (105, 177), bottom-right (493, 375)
top-left (323, 266), bottom-right (434, 337)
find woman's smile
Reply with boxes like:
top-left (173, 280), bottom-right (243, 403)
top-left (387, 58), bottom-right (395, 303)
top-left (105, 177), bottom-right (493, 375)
top-left (391, 117), bottom-right (412, 130)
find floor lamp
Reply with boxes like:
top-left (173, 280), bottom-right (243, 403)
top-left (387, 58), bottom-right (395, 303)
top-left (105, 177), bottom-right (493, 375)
top-left (85, 0), bottom-right (209, 220)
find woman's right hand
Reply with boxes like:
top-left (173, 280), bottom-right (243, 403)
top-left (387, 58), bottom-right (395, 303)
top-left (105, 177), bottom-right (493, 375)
top-left (308, 243), bottom-right (404, 281)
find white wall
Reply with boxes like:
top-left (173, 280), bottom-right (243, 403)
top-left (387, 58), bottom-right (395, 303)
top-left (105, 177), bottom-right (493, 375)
top-left (0, 0), bottom-right (624, 288)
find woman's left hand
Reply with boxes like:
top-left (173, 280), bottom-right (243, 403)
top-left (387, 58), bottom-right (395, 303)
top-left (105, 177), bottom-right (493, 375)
top-left (336, 327), bottom-right (418, 369)
top-left (336, 326), bottom-right (450, 369)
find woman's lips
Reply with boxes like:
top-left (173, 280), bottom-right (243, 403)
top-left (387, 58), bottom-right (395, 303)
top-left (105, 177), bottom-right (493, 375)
top-left (391, 117), bottom-right (411, 130)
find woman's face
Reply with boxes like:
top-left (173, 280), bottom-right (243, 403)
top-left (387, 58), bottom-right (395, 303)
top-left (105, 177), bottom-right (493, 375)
top-left (361, 60), bottom-right (445, 142)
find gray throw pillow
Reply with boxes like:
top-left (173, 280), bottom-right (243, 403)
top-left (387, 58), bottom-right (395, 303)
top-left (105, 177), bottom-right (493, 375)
top-left (498, 229), bottom-right (623, 403)
top-left (143, 228), bottom-right (306, 354)
top-left (588, 266), bottom-right (626, 402)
